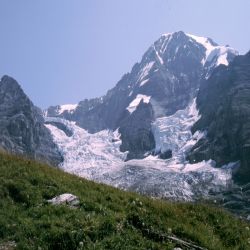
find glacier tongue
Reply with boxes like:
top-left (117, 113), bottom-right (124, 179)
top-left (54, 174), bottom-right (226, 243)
top-left (45, 117), bottom-right (127, 179)
top-left (152, 98), bottom-right (203, 159)
top-left (45, 99), bottom-right (234, 201)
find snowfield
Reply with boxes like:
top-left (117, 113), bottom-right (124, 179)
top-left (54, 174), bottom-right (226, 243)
top-left (45, 99), bottom-right (235, 201)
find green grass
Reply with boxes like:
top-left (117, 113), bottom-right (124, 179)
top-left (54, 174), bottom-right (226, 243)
top-left (0, 152), bottom-right (249, 250)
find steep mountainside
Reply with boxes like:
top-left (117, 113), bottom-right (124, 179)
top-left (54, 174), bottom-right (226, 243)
top-left (188, 51), bottom-right (250, 184)
top-left (46, 31), bottom-right (238, 159)
top-left (43, 32), bottom-right (248, 206)
top-left (0, 75), bottom-right (62, 165)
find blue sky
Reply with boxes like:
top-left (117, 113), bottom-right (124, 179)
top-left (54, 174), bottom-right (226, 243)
top-left (0, 0), bottom-right (249, 108)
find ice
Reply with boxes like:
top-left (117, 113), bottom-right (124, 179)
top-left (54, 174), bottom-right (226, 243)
top-left (154, 45), bottom-right (164, 65)
top-left (137, 62), bottom-right (155, 83)
top-left (186, 33), bottom-right (238, 66)
top-left (106, 157), bottom-right (233, 201)
top-left (46, 100), bottom-right (233, 202)
top-left (58, 104), bottom-right (77, 114)
top-left (126, 94), bottom-right (151, 114)
top-left (139, 79), bottom-right (149, 87)
top-left (152, 98), bottom-right (203, 157)
top-left (160, 33), bottom-right (173, 53)
top-left (45, 117), bottom-right (127, 179)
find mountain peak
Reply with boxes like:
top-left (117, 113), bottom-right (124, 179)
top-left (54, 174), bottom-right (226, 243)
top-left (0, 75), bottom-right (28, 102)
top-left (1, 75), bottom-right (22, 89)
top-left (0, 75), bottom-right (63, 166)
top-left (161, 31), bottom-right (216, 45)
top-left (156, 31), bottom-right (238, 68)
top-left (161, 30), bottom-right (185, 37)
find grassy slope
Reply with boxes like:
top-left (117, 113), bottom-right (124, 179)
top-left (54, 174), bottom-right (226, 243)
top-left (0, 152), bottom-right (249, 250)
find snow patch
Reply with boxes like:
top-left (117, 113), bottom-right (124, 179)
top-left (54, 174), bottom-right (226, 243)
top-left (58, 104), bottom-right (78, 115)
top-left (139, 79), bottom-right (149, 87)
top-left (137, 62), bottom-right (155, 83)
top-left (160, 33), bottom-right (173, 53)
top-left (154, 46), bottom-right (164, 65)
top-left (126, 94), bottom-right (151, 114)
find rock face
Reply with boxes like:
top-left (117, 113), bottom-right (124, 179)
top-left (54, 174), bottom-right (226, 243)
top-left (46, 31), bottom-right (237, 159)
top-left (119, 102), bottom-right (155, 160)
top-left (188, 52), bottom-right (250, 184)
top-left (0, 75), bottom-right (62, 165)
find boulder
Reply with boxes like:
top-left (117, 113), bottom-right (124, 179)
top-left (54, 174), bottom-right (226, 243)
top-left (48, 193), bottom-right (80, 207)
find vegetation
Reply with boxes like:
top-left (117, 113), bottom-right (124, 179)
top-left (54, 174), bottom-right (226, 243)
top-left (0, 152), bottom-right (249, 249)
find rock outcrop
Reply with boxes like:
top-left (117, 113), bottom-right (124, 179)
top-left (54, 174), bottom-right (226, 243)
top-left (188, 51), bottom-right (250, 184)
top-left (0, 75), bottom-right (62, 165)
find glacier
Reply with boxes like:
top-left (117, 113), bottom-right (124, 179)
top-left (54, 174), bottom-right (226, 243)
top-left (45, 98), bottom-right (235, 201)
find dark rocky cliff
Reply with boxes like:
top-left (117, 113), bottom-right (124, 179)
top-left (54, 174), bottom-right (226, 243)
top-left (188, 52), bottom-right (250, 184)
top-left (0, 75), bottom-right (62, 165)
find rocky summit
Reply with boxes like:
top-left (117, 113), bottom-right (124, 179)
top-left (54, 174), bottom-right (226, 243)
top-left (0, 75), bottom-right (62, 165)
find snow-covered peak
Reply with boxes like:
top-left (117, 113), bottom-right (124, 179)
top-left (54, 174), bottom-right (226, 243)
top-left (186, 33), bottom-right (238, 66)
top-left (161, 32), bottom-right (172, 38)
top-left (153, 31), bottom-right (238, 67)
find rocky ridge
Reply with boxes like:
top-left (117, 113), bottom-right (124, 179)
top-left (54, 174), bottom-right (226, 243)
top-left (0, 75), bottom-right (62, 165)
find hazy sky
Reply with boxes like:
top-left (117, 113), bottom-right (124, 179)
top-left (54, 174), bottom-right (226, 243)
top-left (0, 0), bottom-right (249, 108)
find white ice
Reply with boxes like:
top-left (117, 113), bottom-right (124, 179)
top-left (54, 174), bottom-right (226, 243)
top-left (137, 61), bottom-right (155, 84)
top-left (58, 104), bottom-right (78, 114)
top-left (139, 79), bottom-right (149, 87)
top-left (152, 98), bottom-right (204, 159)
top-left (46, 98), bottom-right (234, 201)
top-left (126, 94), bottom-right (151, 114)
top-left (186, 33), bottom-right (238, 66)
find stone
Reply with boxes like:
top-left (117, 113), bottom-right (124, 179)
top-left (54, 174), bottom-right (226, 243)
top-left (48, 193), bottom-right (80, 207)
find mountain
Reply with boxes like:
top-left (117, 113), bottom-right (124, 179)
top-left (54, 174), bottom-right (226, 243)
top-left (44, 31), bottom-right (249, 206)
top-left (0, 30), bottom-right (249, 216)
top-left (0, 152), bottom-right (249, 249)
top-left (46, 31), bottom-right (238, 160)
top-left (0, 75), bottom-right (62, 165)
top-left (188, 51), bottom-right (250, 184)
